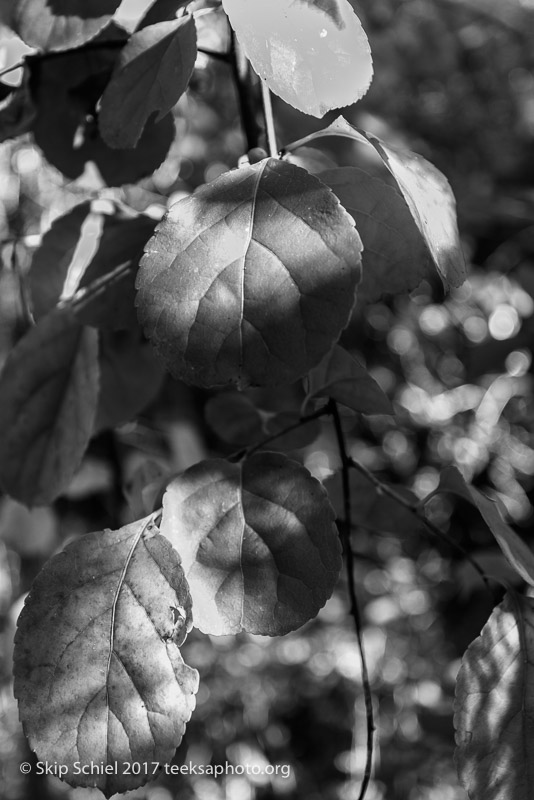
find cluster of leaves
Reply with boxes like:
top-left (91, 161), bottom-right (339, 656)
top-left (0, 1), bottom-right (533, 799)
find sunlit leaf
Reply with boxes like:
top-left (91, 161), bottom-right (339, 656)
top-left (161, 452), bottom-right (342, 635)
top-left (222, 0), bottom-right (373, 117)
top-left (14, 517), bottom-right (199, 796)
top-left (8, 0), bottom-right (121, 52)
top-left (306, 344), bottom-right (393, 414)
top-left (99, 16), bottom-right (197, 149)
top-left (454, 592), bottom-right (534, 799)
top-left (434, 466), bottom-right (534, 588)
top-left (0, 310), bottom-right (99, 506)
top-left (319, 167), bottom-right (434, 301)
top-left (137, 158), bottom-right (362, 388)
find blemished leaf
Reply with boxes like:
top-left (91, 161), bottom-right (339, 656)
top-left (0, 310), bottom-right (99, 506)
top-left (14, 517), bottom-right (199, 796)
top-left (222, 0), bottom-right (373, 117)
top-left (136, 0), bottom-right (190, 30)
top-left (306, 344), bottom-right (394, 415)
top-left (0, 71), bottom-right (36, 143)
top-left (99, 16), bottom-right (197, 149)
top-left (95, 329), bottom-right (166, 433)
top-left (29, 36), bottom-right (175, 185)
top-left (434, 466), bottom-right (534, 588)
top-left (319, 167), bottom-right (434, 302)
top-left (8, 0), bottom-right (121, 52)
top-left (29, 203), bottom-right (92, 319)
top-left (137, 158), bottom-right (362, 388)
top-left (454, 592), bottom-right (534, 799)
top-left (161, 452), bottom-right (342, 635)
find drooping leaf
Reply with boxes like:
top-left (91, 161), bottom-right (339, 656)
top-left (0, 310), bottom-right (99, 506)
top-left (306, 344), bottom-right (393, 415)
top-left (99, 16), bottom-right (197, 149)
top-left (95, 329), bottom-right (166, 433)
top-left (136, 0), bottom-right (190, 30)
top-left (222, 0), bottom-right (373, 117)
top-left (319, 167), bottom-right (434, 301)
top-left (161, 452), bottom-right (342, 635)
top-left (286, 116), bottom-right (466, 289)
top-left (454, 592), bottom-right (534, 799)
top-left (137, 158), bottom-right (362, 388)
top-left (28, 38), bottom-right (175, 185)
top-left (14, 517), bottom-right (199, 796)
top-left (0, 71), bottom-right (36, 143)
top-left (7, 0), bottom-right (121, 52)
top-left (433, 466), bottom-right (534, 588)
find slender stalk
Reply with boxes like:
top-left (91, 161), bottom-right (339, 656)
top-left (230, 28), bottom-right (261, 151)
top-left (261, 81), bottom-right (278, 157)
top-left (237, 404), bottom-right (329, 459)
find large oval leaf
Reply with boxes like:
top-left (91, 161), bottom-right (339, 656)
top-left (160, 452), bottom-right (342, 635)
top-left (8, 0), bottom-right (121, 52)
top-left (0, 310), bottom-right (99, 506)
top-left (14, 517), bottom-right (199, 796)
top-left (454, 593), bottom-right (534, 799)
top-left (222, 0), bottom-right (373, 117)
top-left (137, 158), bottom-right (362, 388)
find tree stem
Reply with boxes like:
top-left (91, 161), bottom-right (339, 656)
top-left (261, 81), bottom-right (278, 157)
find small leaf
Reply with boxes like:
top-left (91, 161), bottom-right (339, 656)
top-left (205, 393), bottom-right (264, 446)
top-left (7, 0), bottom-right (121, 52)
top-left (99, 16), bottom-right (197, 149)
top-left (434, 466), bottom-right (534, 588)
top-left (222, 0), bottom-right (373, 117)
top-left (136, 0), bottom-right (190, 30)
top-left (0, 71), bottom-right (36, 143)
top-left (306, 344), bottom-right (393, 415)
top-left (14, 517), bottom-right (199, 796)
top-left (0, 310), bottom-right (99, 506)
top-left (137, 158), bottom-right (362, 388)
top-left (161, 452), bottom-right (342, 635)
top-left (454, 592), bottom-right (534, 799)
top-left (319, 167), bottom-right (434, 302)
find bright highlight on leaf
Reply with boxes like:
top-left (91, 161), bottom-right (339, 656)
top-left (14, 517), bottom-right (199, 797)
top-left (222, 0), bottom-right (373, 117)
top-left (455, 593), bottom-right (534, 800)
top-left (137, 158), bottom-right (362, 388)
top-left (161, 453), bottom-right (342, 635)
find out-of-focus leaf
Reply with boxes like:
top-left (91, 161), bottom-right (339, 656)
top-left (0, 71), bottom-right (36, 143)
top-left (434, 466), bottom-right (534, 588)
top-left (454, 592), bottom-right (534, 799)
top-left (28, 38), bottom-right (175, 185)
top-left (263, 411), bottom-right (322, 451)
top-left (99, 16), bottom-right (197, 149)
top-left (136, 0), bottom-right (190, 30)
top-left (8, 0), bottom-right (121, 52)
top-left (123, 459), bottom-right (169, 519)
top-left (222, 0), bottom-right (373, 117)
top-left (0, 310), bottom-right (99, 506)
top-left (95, 329), bottom-right (166, 433)
top-left (205, 392), bottom-right (264, 446)
top-left (319, 167), bottom-right (434, 301)
top-left (161, 452), bottom-right (342, 635)
top-left (285, 146), bottom-right (337, 175)
top-left (306, 344), bottom-right (393, 415)
top-left (0, 499), bottom-right (58, 557)
top-left (137, 158), bottom-right (362, 388)
top-left (14, 517), bottom-right (199, 796)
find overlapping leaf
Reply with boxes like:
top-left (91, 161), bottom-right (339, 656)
top-left (433, 466), bottom-right (534, 587)
top-left (306, 344), bottom-right (393, 414)
top-left (100, 16), bottom-right (197, 149)
top-left (137, 158), bottom-right (362, 388)
top-left (222, 0), bottom-right (373, 117)
top-left (136, 0), bottom-right (190, 30)
top-left (0, 310), bottom-right (99, 506)
top-left (161, 452), bottom-right (342, 635)
top-left (7, 0), bottom-right (121, 52)
top-left (454, 593), bottom-right (534, 799)
top-left (14, 517), bottom-right (199, 796)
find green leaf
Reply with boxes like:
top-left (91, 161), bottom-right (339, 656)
top-left (99, 16), bottom-right (197, 149)
top-left (8, 0), bottom-right (121, 52)
top-left (29, 36), bottom-right (175, 185)
top-left (14, 517), bottom-right (199, 796)
top-left (222, 0), bottom-right (373, 117)
top-left (160, 452), bottom-right (342, 635)
top-left (136, 0), bottom-right (190, 30)
top-left (306, 344), bottom-right (393, 415)
top-left (137, 158), bottom-right (362, 388)
top-left (95, 329), bottom-right (166, 433)
top-left (319, 167), bottom-right (434, 302)
top-left (433, 466), bottom-right (534, 588)
top-left (0, 310), bottom-right (99, 506)
top-left (454, 592), bottom-right (534, 799)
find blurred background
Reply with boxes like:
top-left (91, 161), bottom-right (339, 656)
top-left (1, 0), bottom-right (534, 798)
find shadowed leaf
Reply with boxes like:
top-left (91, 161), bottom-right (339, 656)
top-left (136, 0), bottom-right (190, 30)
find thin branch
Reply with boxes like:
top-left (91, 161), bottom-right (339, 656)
top-left (260, 81), bottom-right (278, 158)
top-left (230, 28), bottom-right (261, 151)
top-left (0, 61), bottom-right (24, 80)
top-left (330, 400), bottom-right (374, 800)
top-left (240, 403), bottom-right (329, 459)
